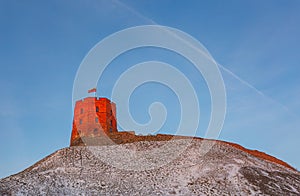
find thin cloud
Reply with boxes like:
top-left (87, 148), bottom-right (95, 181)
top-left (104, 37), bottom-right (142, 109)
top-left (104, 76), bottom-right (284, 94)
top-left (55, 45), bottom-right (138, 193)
top-left (112, 0), bottom-right (156, 25)
top-left (111, 0), bottom-right (297, 119)
top-left (217, 63), bottom-right (299, 118)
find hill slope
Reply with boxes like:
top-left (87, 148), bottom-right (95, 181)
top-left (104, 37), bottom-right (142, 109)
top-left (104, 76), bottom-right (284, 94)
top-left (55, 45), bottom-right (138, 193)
top-left (1, 139), bottom-right (299, 195)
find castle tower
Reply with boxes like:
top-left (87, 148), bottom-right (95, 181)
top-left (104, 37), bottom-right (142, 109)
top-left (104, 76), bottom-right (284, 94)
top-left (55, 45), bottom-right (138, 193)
top-left (70, 97), bottom-right (118, 146)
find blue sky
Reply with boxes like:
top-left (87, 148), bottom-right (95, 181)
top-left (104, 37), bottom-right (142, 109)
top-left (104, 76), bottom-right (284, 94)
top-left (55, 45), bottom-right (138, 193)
top-left (1, 0), bottom-right (300, 178)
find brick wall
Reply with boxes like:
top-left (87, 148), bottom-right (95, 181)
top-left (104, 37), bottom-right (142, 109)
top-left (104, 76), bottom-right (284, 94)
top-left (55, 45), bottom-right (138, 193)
top-left (70, 97), bottom-right (117, 145)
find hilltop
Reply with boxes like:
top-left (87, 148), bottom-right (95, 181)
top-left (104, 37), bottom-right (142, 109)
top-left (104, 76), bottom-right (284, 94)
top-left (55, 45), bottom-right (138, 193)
top-left (1, 138), bottom-right (299, 195)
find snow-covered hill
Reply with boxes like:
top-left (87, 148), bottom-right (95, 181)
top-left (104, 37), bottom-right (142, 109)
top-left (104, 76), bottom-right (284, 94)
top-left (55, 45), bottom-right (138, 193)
top-left (1, 139), bottom-right (299, 195)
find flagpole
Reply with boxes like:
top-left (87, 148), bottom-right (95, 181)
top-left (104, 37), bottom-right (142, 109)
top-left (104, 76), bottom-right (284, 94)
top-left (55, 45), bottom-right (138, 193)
top-left (88, 88), bottom-right (97, 97)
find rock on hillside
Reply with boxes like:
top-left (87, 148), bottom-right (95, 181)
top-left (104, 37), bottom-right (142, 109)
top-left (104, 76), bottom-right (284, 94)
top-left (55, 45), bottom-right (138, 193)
top-left (1, 139), bottom-right (299, 195)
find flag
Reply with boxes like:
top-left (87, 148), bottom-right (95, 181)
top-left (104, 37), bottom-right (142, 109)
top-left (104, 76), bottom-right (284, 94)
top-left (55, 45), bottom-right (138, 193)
top-left (88, 88), bottom-right (97, 93)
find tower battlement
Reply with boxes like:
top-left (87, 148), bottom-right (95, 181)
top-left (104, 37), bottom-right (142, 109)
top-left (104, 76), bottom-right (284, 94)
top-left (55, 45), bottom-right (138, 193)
top-left (70, 97), bottom-right (117, 145)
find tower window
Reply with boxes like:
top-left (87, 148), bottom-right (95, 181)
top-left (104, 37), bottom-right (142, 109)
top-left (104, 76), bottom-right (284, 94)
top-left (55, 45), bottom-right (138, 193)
top-left (94, 128), bottom-right (98, 134)
top-left (96, 106), bottom-right (99, 112)
top-left (110, 120), bottom-right (112, 126)
top-left (79, 119), bottom-right (82, 124)
top-left (95, 117), bottom-right (98, 123)
top-left (80, 108), bottom-right (83, 114)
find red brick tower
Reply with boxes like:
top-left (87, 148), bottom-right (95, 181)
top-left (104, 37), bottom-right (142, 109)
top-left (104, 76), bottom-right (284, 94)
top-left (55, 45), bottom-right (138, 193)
top-left (70, 97), bottom-right (118, 145)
